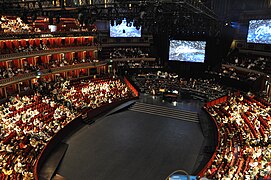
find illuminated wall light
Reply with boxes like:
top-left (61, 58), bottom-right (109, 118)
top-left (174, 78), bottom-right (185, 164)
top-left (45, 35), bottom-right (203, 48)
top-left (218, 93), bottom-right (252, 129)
top-left (104, 0), bottom-right (108, 8)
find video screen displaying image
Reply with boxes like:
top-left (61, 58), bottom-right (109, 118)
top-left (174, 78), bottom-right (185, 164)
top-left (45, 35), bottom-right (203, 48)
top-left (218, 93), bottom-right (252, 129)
top-left (169, 40), bottom-right (206, 63)
top-left (247, 19), bottom-right (271, 44)
top-left (110, 19), bottom-right (141, 38)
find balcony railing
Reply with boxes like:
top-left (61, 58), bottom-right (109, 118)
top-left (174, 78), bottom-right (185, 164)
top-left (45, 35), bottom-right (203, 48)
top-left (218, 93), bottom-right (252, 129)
top-left (0, 61), bottom-right (107, 87)
top-left (0, 46), bottom-right (98, 62)
top-left (0, 31), bottom-right (95, 40)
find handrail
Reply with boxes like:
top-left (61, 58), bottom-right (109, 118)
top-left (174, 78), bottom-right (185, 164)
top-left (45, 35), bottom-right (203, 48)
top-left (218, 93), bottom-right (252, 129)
top-left (222, 64), bottom-right (268, 76)
top-left (197, 108), bottom-right (220, 177)
top-left (197, 96), bottom-right (228, 177)
top-left (0, 31), bottom-right (95, 40)
top-left (123, 76), bottom-right (139, 97)
top-left (0, 61), bottom-right (108, 87)
top-left (106, 57), bottom-right (156, 62)
top-left (0, 46), bottom-right (98, 62)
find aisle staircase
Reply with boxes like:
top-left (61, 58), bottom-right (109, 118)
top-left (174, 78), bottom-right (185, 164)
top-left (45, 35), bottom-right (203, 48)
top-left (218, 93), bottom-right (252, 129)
top-left (129, 102), bottom-right (199, 123)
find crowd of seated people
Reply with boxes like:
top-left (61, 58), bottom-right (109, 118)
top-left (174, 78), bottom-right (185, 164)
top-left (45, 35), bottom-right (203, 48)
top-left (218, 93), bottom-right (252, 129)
top-left (0, 38), bottom-right (93, 55)
top-left (116, 60), bottom-right (160, 69)
top-left (0, 76), bottom-right (134, 179)
top-left (48, 57), bottom-right (93, 69)
top-left (100, 47), bottom-right (150, 60)
top-left (14, 43), bottom-right (48, 53)
top-left (0, 61), bottom-right (39, 80)
top-left (0, 43), bottom-right (49, 55)
top-left (0, 16), bottom-right (36, 33)
top-left (227, 54), bottom-right (271, 75)
top-left (110, 47), bottom-right (149, 59)
top-left (180, 78), bottom-right (229, 101)
top-left (206, 66), bottom-right (261, 84)
top-left (0, 93), bottom-right (76, 179)
top-left (133, 71), bottom-right (179, 95)
top-left (132, 71), bottom-right (228, 101)
top-left (0, 57), bottom-right (94, 81)
top-left (202, 94), bottom-right (271, 179)
top-left (53, 78), bottom-right (133, 111)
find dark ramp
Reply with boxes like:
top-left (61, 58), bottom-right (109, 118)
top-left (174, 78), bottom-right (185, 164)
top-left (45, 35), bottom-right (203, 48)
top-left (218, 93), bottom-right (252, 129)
top-left (39, 143), bottom-right (68, 180)
top-left (56, 108), bottom-right (204, 180)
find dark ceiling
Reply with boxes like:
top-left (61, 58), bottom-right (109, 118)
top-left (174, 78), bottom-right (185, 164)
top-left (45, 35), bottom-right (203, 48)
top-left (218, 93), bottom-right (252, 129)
top-left (0, 0), bottom-right (270, 35)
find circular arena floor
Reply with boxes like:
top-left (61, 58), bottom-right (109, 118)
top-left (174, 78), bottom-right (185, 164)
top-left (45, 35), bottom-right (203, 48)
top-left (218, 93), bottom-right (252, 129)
top-left (53, 95), bottom-right (214, 180)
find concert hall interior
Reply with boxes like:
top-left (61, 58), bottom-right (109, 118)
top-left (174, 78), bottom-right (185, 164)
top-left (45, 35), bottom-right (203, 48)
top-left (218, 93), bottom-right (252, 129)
top-left (0, 0), bottom-right (271, 180)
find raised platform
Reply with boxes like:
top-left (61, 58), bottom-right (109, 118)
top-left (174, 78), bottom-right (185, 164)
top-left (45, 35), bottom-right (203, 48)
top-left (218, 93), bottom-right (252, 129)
top-left (55, 97), bottom-right (210, 179)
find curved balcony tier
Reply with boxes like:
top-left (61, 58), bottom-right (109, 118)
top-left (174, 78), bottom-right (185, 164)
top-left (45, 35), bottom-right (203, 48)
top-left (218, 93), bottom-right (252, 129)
top-left (0, 61), bottom-right (107, 87)
top-left (0, 46), bottom-right (99, 62)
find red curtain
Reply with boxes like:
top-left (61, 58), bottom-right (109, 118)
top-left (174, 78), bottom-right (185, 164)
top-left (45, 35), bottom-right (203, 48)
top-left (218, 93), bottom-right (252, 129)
top-left (89, 51), bottom-right (93, 59)
top-left (29, 39), bottom-right (35, 46)
top-left (48, 38), bottom-right (54, 46)
top-left (78, 52), bottom-right (86, 59)
top-left (0, 41), bottom-right (4, 49)
top-left (5, 40), bottom-right (13, 49)
top-left (35, 39), bottom-right (40, 46)
top-left (65, 38), bottom-right (70, 46)
top-left (12, 59), bottom-right (20, 67)
top-left (70, 38), bottom-right (74, 45)
top-left (74, 70), bottom-right (79, 76)
top-left (0, 62), bottom-right (6, 67)
top-left (81, 37), bottom-right (85, 45)
top-left (81, 69), bottom-right (87, 73)
top-left (13, 41), bottom-right (19, 48)
top-left (66, 52), bottom-right (73, 61)
top-left (27, 57), bottom-right (34, 64)
top-left (55, 38), bottom-right (62, 47)
top-left (20, 40), bottom-right (27, 47)
top-left (41, 56), bottom-right (46, 63)
top-left (77, 52), bottom-right (82, 59)
top-left (77, 37), bottom-right (82, 45)
top-left (52, 54), bottom-right (61, 60)
top-left (42, 38), bottom-right (48, 45)
top-left (89, 37), bottom-right (93, 44)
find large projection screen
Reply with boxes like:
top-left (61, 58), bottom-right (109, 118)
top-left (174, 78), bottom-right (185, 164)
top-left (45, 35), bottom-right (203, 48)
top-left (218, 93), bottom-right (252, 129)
top-left (110, 19), bottom-right (141, 38)
top-left (247, 19), bottom-right (271, 44)
top-left (169, 40), bottom-right (206, 63)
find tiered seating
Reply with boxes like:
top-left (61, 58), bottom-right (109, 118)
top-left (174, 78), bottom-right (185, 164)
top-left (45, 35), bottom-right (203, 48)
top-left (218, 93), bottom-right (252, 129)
top-left (57, 78), bottom-right (133, 111)
top-left (180, 78), bottom-right (228, 101)
top-left (0, 95), bottom-right (76, 179)
top-left (200, 95), bottom-right (271, 179)
top-left (0, 77), bottom-right (135, 179)
top-left (101, 47), bottom-right (151, 60)
top-left (133, 72), bottom-right (180, 95)
top-left (227, 54), bottom-right (271, 75)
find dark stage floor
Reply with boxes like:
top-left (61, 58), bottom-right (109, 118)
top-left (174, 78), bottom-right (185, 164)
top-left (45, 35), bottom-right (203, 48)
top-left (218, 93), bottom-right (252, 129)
top-left (53, 94), bottom-right (214, 180)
